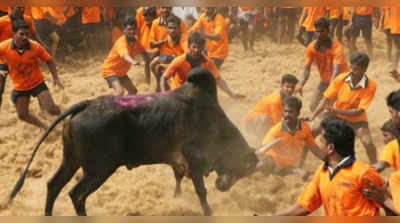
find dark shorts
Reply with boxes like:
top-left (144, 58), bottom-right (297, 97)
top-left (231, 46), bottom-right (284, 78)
top-left (351, 15), bottom-right (372, 40)
top-left (325, 115), bottom-right (369, 131)
top-left (329, 18), bottom-right (341, 27)
top-left (82, 23), bottom-right (101, 35)
top-left (392, 34), bottom-right (400, 49)
top-left (0, 63), bottom-right (9, 73)
top-left (305, 31), bottom-right (315, 44)
top-left (278, 8), bottom-right (297, 17)
top-left (34, 19), bottom-right (57, 41)
top-left (239, 14), bottom-right (256, 28)
top-left (384, 29), bottom-right (391, 36)
top-left (212, 58), bottom-right (224, 69)
top-left (11, 82), bottom-right (48, 103)
top-left (159, 54), bottom-right (175, 63)
top-left (318, 81), bottom-right (330, 92)
top-left (105, 74), bottom-right (131, 88)
top-left (342, 20), bottom-right (350, 26)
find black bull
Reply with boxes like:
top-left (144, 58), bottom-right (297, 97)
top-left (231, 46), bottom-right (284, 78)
top-left (8, 67), bottom-right (259, 216)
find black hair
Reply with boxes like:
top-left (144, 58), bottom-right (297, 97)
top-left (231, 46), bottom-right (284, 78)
top-left (12, 19), bottom-right (30, 33)
top-left (314, 17), bottom-right (330, 31)
top-left (124, 16), bottom-right (137, 28)
top-left (281, 74), bottom-right (298, 85)
top-left (381, 119), bottom-right (398, 136)
top-left (321, 118), bottom-right (355, 157)
top-left (387, 89), bottom-right (400, 111)
top-left (188, 32), bottom-right (206, 47)
top-left (167, 14), bottom-right (181, 26)
top-left (282, 96), bottom-right (302, 112)
top-left (350, 52), bottom-right (370, 70)
top-left (142, 7), bottom-right (157, 18)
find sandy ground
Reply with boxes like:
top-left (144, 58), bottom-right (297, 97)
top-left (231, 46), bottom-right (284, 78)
top-left (0, 27), bottom-right (397, 216)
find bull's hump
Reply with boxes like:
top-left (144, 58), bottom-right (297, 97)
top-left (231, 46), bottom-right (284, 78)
top-left (114, 91), bottom-right (173, 108)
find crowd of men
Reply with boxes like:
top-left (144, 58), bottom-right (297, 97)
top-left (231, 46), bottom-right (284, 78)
top-left (2, 6), bottom-right (400, 216)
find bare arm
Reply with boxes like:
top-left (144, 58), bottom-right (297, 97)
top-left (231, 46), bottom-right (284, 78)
top-left (298, 8), bottom-right (308, 27)
top-left (373, 161), bottom-right (389, 173)
top-left (329, 64), bottom-right (341, 83)
top-left (296, 65), bottom-right (311, 96)
top-left (309, 97), bottom-right (330, 121)
top-left (47, 59), bottom-right (63, 89)
top-left (160, 75), bottom-right (168, 92)
top-left (216, 76), bottom-right (245, 99)
top-left (332, 108), bottom-right (364, 117)
top-left (276, 204), bottom-right (310, 216)
top-left (150, 38), bottom-right (168, 49)
top-left (123, 54), bottom-right (140, 65)
top-left (203, 33), bottom-right (221, 41)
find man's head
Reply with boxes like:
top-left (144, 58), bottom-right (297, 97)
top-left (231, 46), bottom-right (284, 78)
top-left (381, 119), bottom-right (398, 144)
top-left (167, 15), bottom-right (181, 39)
top-left (282, 96), bottom-right (302, 123)
top-left (205, 7), bottom-right (217, 17)
top-left (11, 7), bottom-right (25, 19)
top-left (386, 89), bottom-right (400, 126)
top-left (123, 16), bottom-right (138, 41)
top-left (188, 32), bottom-right (206, 60)
top-left (12, 19), bottom-right (30, 47)
top-left (160, 7), bottom-right (172, 18)
top-left (320, 119), bottom-right (355, 161)
top-left (350, 53), bottom-right (370, 79)
top-left (143, 7), bottom-right (158, 27)
top-left (314, 17), bottom-right (330, 42)
top-left (280, 74), bottom-right (298, 96)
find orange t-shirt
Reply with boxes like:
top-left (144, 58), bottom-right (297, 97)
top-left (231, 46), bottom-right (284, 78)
top-left (149, 16), bottom-right (186, 49)
top-left (303, 7), bottom-right (326, 32)
top-left (191, 12), bottom-right (229, 60)
top-left (389, 171), bottom-right (400, 212)
top-left (382, 7), bottom-right (391, 30)
top-left (0, 39), bottom-right (51, 91)
top-left (298, 160), bottom-right (382, 216)
top-left (44, 7), bottom-right (75, 26)
top-left (343, 7), bottom-right (352, 21)
top-left (0, 7), bottom-right (8, 13)
top-left (240, 7), bottom-right (255, 11)
top-left (111, 26), bottom-right (123, 46)
top-left (324, 72), bottom-right (376, 123)
top-left (102, 35), bottom-right (145, 78)
top-left (245, 90), bottom-right (284, 126)
top-left (328, 7), bottom-right (341, 20)
top-left (354, 7), bottom-right (374, 16)
top-left (263, 120), bottom-right (316, 169)
top-left (159, 33), bottom-right (187, 58)
top-left (305, 38), bottom-right (349, 84)
top-left (82, 7), bottom-right (101, 24)
top-left (139, 22), bottom-right (152, 50)
top-left (391, 6), bottom-right (400, 34)
top-left (31, 7), bottom-right (47, 20)
top-left (379, 139), bottom-right (400, 171)
top-left (163, 53), bottom-right (219, 89)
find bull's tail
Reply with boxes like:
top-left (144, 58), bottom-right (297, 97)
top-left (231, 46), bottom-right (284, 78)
top-left (8, 100), bottom-right (90, 204)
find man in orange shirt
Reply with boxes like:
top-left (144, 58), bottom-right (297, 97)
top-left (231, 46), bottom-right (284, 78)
top-left (245, 74), bottom-right (298, 144)
top-left (298, 7), bottom-right (326, 47)
top-left (0, 20), bottom-right (63, 129)
top-left (161, 31), bottom-right (245, 99)
top-left (380, 7), bottom-right (392, 62)
top-left (389, 7), bottom-right (400, 80)
top-left (152, 15), bottom-right (187, 92)
top-left (191, 7), bottom-right (229, 69)
top-left (348, 7), bottom-right (374, 57)
top-left (256, 96), bottom-right (320, 178)
top-left (81, 7), bottom-right (102, 57)
top-left (0, 7), bottom-right (38, 111)
top-left (372, 119), bottom-right (398, 173)
top-left (307, 53), bottom-right (377, 164)
top-left (327, 7), bottom-right (343, 42)
top-left (297, 18), bottom-right (349, 112)
top-left (278, 7), bottom-right (297, 44)
top-left (275, 118), bottom-right (382, 216)
top-left (101, 17), bottom-right (150, 96)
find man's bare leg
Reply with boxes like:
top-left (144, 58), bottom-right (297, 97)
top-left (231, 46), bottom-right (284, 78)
top-left (111, 80), bottom-right (125, 96)
top-left (121, 79), bottom-right (138, 95)
top-left (37, 90), bottom-right (61, 116)
top-left (15, 95), bottom-right (47, 129)
top-left (356, 126), bottom-right (377, 164)
top-left (49, 31), bottom-right (60, 62)
top-left (309, 87), bottom-right (324, 112)
top-left (0, 74), bottom-right (6, 110)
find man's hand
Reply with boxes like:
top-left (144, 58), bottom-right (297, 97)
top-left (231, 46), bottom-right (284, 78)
top-left (54, 78), bottom-right (64, 90)
top-left (324, 106), bottom-right (336, 116)
top-left (231, 93), bottom-right (246, 99)
top-left (390, 70), bottom-right (400, 83)
top-left (299, 116), bottom-right (311, 122)
top-left (0, 70), bottom-right (7, 77)
top-left (295, 85), bottom-right (303, 97)
top-left (361, 180), bottom-right (387, 204)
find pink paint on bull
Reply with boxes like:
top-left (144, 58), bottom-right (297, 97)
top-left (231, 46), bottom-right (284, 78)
top-left (115, 91), bottom-right (173, 108)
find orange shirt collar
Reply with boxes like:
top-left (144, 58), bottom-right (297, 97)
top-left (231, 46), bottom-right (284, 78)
top-left (344, 74), bottom-right (368, 89)
top-left (323, 155), bottom-right (355, 180)
top-left (281, 120), bottom-right (301, 135)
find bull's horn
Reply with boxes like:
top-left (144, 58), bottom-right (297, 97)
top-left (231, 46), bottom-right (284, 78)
top-left (256, 137), bottom-right (283, 154)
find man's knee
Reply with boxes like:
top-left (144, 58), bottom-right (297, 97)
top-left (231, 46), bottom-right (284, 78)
top-left (17, 109), bottom-right (29, 121)
top-left (50, 32), bottom-right (60, 44)
top-left (47, 104), bottom-right (61, 116)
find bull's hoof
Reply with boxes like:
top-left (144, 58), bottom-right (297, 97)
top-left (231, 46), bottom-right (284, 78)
top-left (203, 207), bottom-right (213, 216)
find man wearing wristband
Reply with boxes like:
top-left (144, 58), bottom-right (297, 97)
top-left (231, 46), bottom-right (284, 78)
top-left (296, 18), bottom-right (349, 112)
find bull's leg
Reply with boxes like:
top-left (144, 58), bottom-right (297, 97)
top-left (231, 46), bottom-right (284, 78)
top-left (68, 167), bottom-right (116, 216)
top-left (172, 166), bottom-right (184, 197)
top-left (191, 173), bottom-right (212, 216)
top-left (45, 157), bottom-right (79, 216)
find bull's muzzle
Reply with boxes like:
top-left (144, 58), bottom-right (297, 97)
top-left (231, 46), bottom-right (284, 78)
top-left (215, 174), bottom-right (237, 192)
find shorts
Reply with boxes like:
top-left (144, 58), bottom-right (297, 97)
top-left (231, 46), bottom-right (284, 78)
top-left (212, 58), bottom-right (224, 69)
top-left (82, 23), bottom-right (101, 35)
top-left (342, 20), bottom-right (350, 26)
top-left (278, 8), bottom-right (297, 17)
top-left (0, 11), bottom-right (7, 17)
top-left (318, 81), bottom-right (329, 92)
top-left (324, 115), bottom-right (369, 131)
top-left (159, 54), bottom-right (175, 63)
top-left (329, 18), bottom-right (340, 27)
top-left (11, 82), bottom-right (48, 103)
top-left (384, 29), bottom-right (391, 36)
top-left (34, 19), bottom-right (57, 41)
top-left (392, 34), bottom-right (400, 49)
top-left (351, 15), bottom-right (372, 40)
top-left (105, 74), bottom-right (131, 88)
top-left (0, 63), bottom-right (9, 73)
